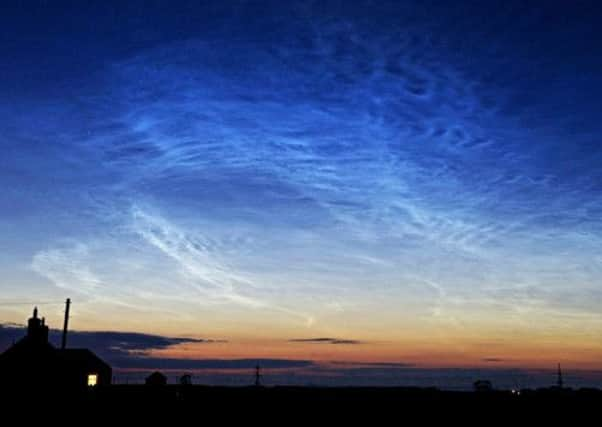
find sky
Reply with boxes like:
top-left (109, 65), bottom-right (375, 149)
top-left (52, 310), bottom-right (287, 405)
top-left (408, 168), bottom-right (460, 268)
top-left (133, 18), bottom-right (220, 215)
top-left (1, 0), bottom-right (602, 388)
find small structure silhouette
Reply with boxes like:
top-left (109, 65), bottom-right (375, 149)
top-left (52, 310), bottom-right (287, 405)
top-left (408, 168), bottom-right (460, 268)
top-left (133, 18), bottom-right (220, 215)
top-left (179, 374), bottom-right (192, 386)
top-left (0, 302), bottom-right (111, 389)
top-left (556, 363), bottom-right (564, 389)
top-left (146, 371), bottom-right (168, 386)
top-left (473, 379), bottom-right (493, 392)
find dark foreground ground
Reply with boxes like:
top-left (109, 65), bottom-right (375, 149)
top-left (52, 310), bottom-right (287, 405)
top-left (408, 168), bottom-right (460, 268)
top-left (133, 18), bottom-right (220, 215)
top-left (3, 385), bottom-right (602, 421)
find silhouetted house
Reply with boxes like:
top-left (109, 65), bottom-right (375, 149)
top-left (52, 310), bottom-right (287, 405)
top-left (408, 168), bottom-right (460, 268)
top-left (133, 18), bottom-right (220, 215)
top-left (146, 371), bottom-right (168, 386)
top-left (57, 348), bottom-right (112, 388)
top-left (179, 374), bottom-right (192, 385)
top-left (473, 379), bottom-right (493, 392)
top-left (0, 307), bottom-right (111, 389)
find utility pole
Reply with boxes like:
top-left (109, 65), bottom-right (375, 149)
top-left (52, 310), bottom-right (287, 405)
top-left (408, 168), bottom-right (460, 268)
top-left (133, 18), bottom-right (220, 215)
top-left (557, 363), bottom-right (564, 388)
top-left (61, 298), bottom-right (71, 350)
top-left (255, 365), bottom-right (262, 387)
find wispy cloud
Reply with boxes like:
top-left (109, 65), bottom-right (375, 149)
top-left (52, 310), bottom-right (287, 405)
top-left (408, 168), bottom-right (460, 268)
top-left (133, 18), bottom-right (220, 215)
top-left (31, 243), bottom-right (102, 294)
top-left (0, 323), bottom-right (221, 359)
top-left (129, 204), bottom-right (315, 325)
top-left (130, 205), bottom-right (261, 307)
top-left (330, 361), bottom-right (415, 368)
top-left (289, 337), bottom-right (363, 345)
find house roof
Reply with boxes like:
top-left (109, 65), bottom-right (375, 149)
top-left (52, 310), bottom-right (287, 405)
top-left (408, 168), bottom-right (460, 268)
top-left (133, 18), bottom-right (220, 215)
top-left (56, 348), bottom-right (111, 369)
top-left (148, 371), bottom-right (167, 379)
top-left (0, 336), bottom-right (55, 361)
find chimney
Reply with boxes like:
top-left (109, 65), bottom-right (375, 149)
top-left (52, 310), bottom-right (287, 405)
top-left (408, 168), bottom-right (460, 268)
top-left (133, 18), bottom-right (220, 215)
top-left (61, 298), bottom-right (71, 350)
top-left (27, 306), bottom-right (45, 343)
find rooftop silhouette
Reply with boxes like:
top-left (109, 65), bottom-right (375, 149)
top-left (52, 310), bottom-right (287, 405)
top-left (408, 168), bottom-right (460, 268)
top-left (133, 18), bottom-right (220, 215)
top-left (0, 301), bottom-right (111, 389)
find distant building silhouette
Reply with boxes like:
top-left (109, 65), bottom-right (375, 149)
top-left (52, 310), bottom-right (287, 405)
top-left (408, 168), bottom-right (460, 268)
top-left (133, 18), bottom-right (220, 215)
top-left (0, 304), bottom-right (111, 389)
top-left (179, 374), bottom-right (192, 385)
top-left (146, 371), bottom-right (168, 386)
top-left (473, 380), bottom-right (493, 392)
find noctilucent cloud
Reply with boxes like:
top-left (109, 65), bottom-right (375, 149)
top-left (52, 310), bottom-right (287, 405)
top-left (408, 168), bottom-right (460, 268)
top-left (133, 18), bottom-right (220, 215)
top-left (1, 1), bottom-right (602, 376)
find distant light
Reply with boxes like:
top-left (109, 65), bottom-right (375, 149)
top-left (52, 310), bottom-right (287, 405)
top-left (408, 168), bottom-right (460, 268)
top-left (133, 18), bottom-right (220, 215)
top-left (87, 373), bottom-right (98, 387)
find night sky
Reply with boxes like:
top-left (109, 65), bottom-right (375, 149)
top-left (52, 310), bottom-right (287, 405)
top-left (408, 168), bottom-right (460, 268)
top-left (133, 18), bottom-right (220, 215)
top-left (1, 1), bottom-right (602, 388)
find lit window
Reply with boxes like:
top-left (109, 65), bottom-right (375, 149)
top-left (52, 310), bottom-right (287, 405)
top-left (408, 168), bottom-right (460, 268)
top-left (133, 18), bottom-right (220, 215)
top-left (87, 374), bottom-right (98, 387)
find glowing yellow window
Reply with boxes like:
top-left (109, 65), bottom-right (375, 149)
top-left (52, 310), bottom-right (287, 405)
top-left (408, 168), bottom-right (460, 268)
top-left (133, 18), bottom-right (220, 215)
top-left (87, 374), bottom-right (98, 387)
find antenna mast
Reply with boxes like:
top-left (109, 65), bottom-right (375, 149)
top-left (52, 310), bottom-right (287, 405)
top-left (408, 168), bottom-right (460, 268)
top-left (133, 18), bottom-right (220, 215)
top-left (254, 365), bottom-right (262, 387)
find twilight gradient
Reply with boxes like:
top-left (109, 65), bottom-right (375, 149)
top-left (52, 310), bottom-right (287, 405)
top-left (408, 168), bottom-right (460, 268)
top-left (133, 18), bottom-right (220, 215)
top-left (1, 1), bottom-right (602, 379)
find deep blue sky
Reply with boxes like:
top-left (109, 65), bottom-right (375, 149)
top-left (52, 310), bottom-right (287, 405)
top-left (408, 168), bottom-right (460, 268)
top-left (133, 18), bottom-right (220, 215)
top-left (1, 1), bottom-right (602, 384)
